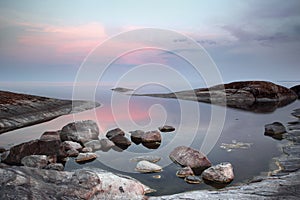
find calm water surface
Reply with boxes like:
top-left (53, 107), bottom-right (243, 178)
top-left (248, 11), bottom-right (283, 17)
top-left (0, 85), bottom-right (299, 196)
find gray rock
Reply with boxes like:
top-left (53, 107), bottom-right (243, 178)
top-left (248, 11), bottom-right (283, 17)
top-left (184, 175), bottom-right (202, 184)
top-left (106, 128), bottom-right (125, 140)
top-left (130, 130), bottom-right (145, 144)
top-left (141, 130), bottom-right (162, 143)
top-left (159, 125), bottom-right (175, 132)
top-left (135, 160), bottom-right (162, 173)
top-left (100, 138), bottom-right (115, 151)
top-left (60, 120), bottom-right (99, 144)
top-left (84, 140), bottom-right (102, 151)
top-left (169, 146), bottom-right (211, 170)
top-left (81, 147), bottom-right (93, 153)
top-left (110, 135), bottom-right (131, 150)
top-left (40, 131), bottom-right (61, 141)
top-left (130, 155), bottom-right (161, 163)
top-left (66, 149), bottom-right (79, 157)
top-left (21, 155), bottom-right (48, 169)
top-left (75, 153), bottom-right (97, 163)
top-left (44, 163), bottom-right (64, 171)
top-left (292, 108), bottom-right (300, 118)
top-left (176, 166), bottom-right (194, 178)
top-left (61, 141), bottom-right (82, 151)
top-left (202, 162), bottom-right (234, 184)
top-left (264, 122), bottom-right (286, 140)
top-left (0, 166), bottom-right (152, 199)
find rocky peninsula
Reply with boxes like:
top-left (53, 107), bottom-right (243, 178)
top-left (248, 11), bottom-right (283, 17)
top-left (0, 90), bottom-right (100, 134)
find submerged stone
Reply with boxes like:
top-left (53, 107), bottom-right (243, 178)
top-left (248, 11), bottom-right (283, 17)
top-left (130, 155), bottom-right (161, 163)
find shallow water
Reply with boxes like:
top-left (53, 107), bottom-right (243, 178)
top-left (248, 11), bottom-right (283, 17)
top-left (0, 85), bottom-right (299, 196)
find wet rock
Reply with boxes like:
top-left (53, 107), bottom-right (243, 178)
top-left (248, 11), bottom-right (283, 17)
top-left (84, 140), bottom-right (102, 151)
top-left (60, 120), bottom-right (99, 144)
top-left (159, 125), bottom-right (175, 132)
top-left (142, 131), bottom-right (162, 143)
top-left (290, 85), bottom-right (300, 99)
top-left (264, 122), bottom-right (286, 140)
top-left (100, 138), bottom-right (115, 151)
top-left (0, 166), bottom-right (151, 199)
top-left (130, 155), bottom-right (161, 163)
top-left (110, 135), bottom-right (131, 150)
top-left (2, 139), bottom-right (66, 165)
top-left (135, 160), bottom-right (162, 173)
top-left (44, 163), bottom-right (64, 171)
top-left (75, 153), bottom-right (97, 163)
top-left (106, 128), bottom-right (125, 140)
top-left (292, 108), bottom-right (300, 118)
top-left (81, 147), bottom-right (93, 153)
top-left (130, 130), bottom-right (145, 144)
top-left (66, 149), bottom-right (79, 157)
top-left (176, 166), bottom-right (194, 178)
top-left (169, 146), bottom-right (211, 170)
top-left (202, 162), bottom-right (234, 184)
top-left (40, 131), bottom-right (61, 141)
top-left (61, 141), bottom-right (82, 151)
top-left (0, 146), bottom-right (6, 153)
top-left (142, 142), bottom-right (161, 149)
top-left (184, 175), bottom-right (202, 184)
top-left (21, 155), bottom-right (48, 169)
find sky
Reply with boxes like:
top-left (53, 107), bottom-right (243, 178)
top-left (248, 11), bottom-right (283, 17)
top-left (0, 0), bottom-right (300, 89)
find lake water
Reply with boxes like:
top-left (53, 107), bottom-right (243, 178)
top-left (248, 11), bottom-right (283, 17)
top-left (0, 84), bottom-right (299, 196)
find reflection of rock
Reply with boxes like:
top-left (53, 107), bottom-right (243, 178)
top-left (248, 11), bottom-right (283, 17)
top-left (2, 139), bottom-right (66, 165)
top-left (142, 142), bottom-right (161, 149)
top-left (130, 155), bottom-right (161, 163)
top-left (130, 130), bottom-right (145, 144)
top-left (0, 166), bottom-right (152, 199)
top-left (159, 125), bottom-right (175, 132)
top-left (290, 85), bottom-right (300, 99)
top-left (169, 146), bottom-right (211, 171)
top-left (176, 166), bottom-right (194, 178)
top-left (21, 155), bottom-right (48, 168)
top-left (142, 131), bottom-right (162, 143)
top-left (202, 162), bottom-right (234, 184)
top-left (84, 140), bottom-right (102, 151)
top-left (264, 122), bottom-right (286, 140)
top-left (60, 120), bottom-right (99, 144)
top-left (220, 140), bottom-right (252, 152)
top-left (110, 135), bottom-right (131, 150)
top-left (135, 81), bottom-right (297, 113)
top-left (111, 87), bottom-right (134, 93)
top-left (75, 153), bottom-right (97, 163)
top-left (135, 160), bottom-right (162, 173)
top-left (184, 175), bottom-right (202, 184)
top-left (106, 128), bottom-right (125, 140)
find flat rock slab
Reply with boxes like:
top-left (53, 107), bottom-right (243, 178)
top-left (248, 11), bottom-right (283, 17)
top-left (0, 90), bottom-right (100, 134)
top-left (0, 166), bottom-right (151, 200)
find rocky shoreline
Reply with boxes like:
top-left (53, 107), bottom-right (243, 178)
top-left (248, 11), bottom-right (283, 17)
top-left (0, 90), bottom-right (100, 134)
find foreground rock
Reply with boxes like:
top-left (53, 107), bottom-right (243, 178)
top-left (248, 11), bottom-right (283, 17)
top-left (135, 160), bottom-right (162, 173)
top-left (106, 128), bottom-right (125, 140)
top-left (159, 125), bottom-right (175, 132)
top-left (60, 120), bottom-right (99, 144)
top-left (264, 122), bottom-right (286, 140)
top-left (110, 135), bottom-right (131, 150)
top-left (202, 162), bottom-right (234, 184)
top-left (290, 85), bottom-right (300, 99)
top-left (21, 155), bottom-right (48, 169)
top-left (130, 130), bottom-right (145, 144)
top-left (0, 90), bottom-right (100, 134)
top-left (0, 166), bottom-right (152, 199)
top-left (169, 146), bottom-right (211, 170)
top-left (1, 139), bottom-right (66, 165)
top-left (135, 81), bottom-right (297, 113)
